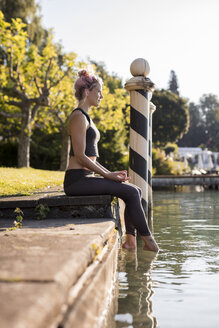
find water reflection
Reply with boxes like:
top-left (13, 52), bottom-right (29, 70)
top-left (114, 190), bottom-right (219, 328)
top-left (115, 247), bottom-right (158, 328)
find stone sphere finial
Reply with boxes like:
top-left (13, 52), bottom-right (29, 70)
top-left (130, 58), bottom-right (150, 77)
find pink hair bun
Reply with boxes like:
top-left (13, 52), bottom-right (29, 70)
top-left (74, 69), bottom-right (102, 101)
top-left (78, 69), bottom-right (90, 78)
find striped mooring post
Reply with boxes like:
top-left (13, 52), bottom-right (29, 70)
top-left (148, 101), bottom-right (156, 219)
top-left (125, 58), bottom-right (155, 222)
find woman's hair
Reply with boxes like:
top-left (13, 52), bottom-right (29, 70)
top-left (74, 69), bottom-right (102, 101)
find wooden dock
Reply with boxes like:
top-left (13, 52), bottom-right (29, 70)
top-left (152, 175), bottom-right (219, 188)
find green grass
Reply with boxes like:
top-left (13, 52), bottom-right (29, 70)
top-left (0, 167), bottom-right (65, 197)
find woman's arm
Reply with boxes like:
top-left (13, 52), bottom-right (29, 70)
top-left (95, 161), bottom-right (129, 181)
top-left (95, 161), bottom-right (111, 174)
top-left (68, 112), bottom-right (127, 182)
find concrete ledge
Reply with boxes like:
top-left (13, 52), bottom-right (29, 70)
top-left (59, 231), bottom-right (118, 328)
top-left (0, 193), bottom-right (115, 220)
top-left (0, 282), bottom-right (65, 328)
top-left (0, 218), bottom-right (118, 328)
top-left (0, 194), bottom-right (113, 208)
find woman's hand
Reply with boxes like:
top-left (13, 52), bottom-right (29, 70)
top-left (104, 171), bottom-right (130, 182)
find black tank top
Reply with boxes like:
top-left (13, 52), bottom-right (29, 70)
top-left (69, 108), bottom-right (100, 157)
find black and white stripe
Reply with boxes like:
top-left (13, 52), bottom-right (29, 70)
top-left (129, 90), bottom-right (149, 215)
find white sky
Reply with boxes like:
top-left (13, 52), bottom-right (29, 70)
top-left (39, 0), bottom-right (219, 103)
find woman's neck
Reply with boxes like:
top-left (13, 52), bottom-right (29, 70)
top-left (78, 101), bottom-right (90, 113)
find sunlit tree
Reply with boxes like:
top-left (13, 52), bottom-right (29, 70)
top-left (0, 12), bottom-right (76, 167)
top-left (0, 0), bottom-right (47, 45)
top-left (35, 69), bottom-right (77, 171)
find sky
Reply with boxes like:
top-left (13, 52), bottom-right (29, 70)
top-left (39, 0), bottom-right (219, 103)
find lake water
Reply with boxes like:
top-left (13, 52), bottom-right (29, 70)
top-left (114, 189), bottom-right (219, 328)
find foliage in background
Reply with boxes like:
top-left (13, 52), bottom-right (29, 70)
top-left (1, 2), bottom-right (218, 174)
top-left (30, 130), bottom-right (61, 170)
top-left (90, 60), bottom-right (123, 92)
top-left (0, 140), bottom-right (17, 167)
top-left (152, 148), bottom-right (183, 175)
top-left (178, 94), bottom-right (219, 151)
top-left (0, 12), bottom-right (77, 167)
top-left (33, 57), bottom-right (79, 171)
top-left (0, 14), bottom-right (130, 172)
top-left (168, 70), bottom-right (180, 96)
top-left (0, 0), bottom-right (47, 45)
top-left (164, 142), bottom-right (179, 157)
top-left (28, 60), bottom-right (130, 171)
top-left (152, 89), bottom-right (189, 147)
top-left (178, 102), bottom-right (206, 148)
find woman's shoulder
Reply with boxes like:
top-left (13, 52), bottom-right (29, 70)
top-left (70, 108), bottom-right (82, 116)
top-left (69, 109), bottom-right (84, 123)
top-left (67, 108), bottom-right (89, 133)
top-left (71, 108), bottom-right (90, 123)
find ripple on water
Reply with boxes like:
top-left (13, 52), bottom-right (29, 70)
top-left (114, 190), bottom-right (219, 328)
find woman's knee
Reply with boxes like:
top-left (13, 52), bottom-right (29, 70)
top-left (126, 182), bottom-right (141, 196)
top-left (136, 186), bottom-right (142, 197)
top-left (129, 184), bottom-right (142, 197)
top-left (125, 184), bottom-right (141, 200)
top-left (64, 185), bottom-right (72, 196)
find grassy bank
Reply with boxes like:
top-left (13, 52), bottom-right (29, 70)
top-left (0, 167), bottom-right (65, 197)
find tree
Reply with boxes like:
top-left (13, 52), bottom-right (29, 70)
top-left (178, 94), bottom-right (219, 151)
top-left (199, 93), bottom-right (218, 116)
top-left (90, 60), bottom-right (123, 93)
top-left (177, 102), bottom-right (206, 147)
top-left (35, 68), bottom-right (77, 171)
top-left (152, 148), bottom-right (183, 175)
top-left (168, 70), bottom-right (179, 95)
top-left (0, 12), bottom-right (76, 167)
top-left (199, 94), bottom-right (219, 150)
top-left (30, 60), bottom-right (129, 171)
top-left (152, 89), bottom-right (189, 147)
top-left (0, 0), bottom-right (47, 45)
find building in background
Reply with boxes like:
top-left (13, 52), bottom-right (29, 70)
top-left (178, 147), bottom-right (219, 173)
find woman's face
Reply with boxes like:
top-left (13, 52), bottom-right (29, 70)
top-left (87, 83), bottom-right (103, 107)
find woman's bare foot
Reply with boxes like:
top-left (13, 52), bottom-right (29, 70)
top-left (122, 234), bottom-right (136, 250)
top-left (141, 235), bottom-right (159, 252)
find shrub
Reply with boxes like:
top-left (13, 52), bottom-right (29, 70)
top-left (152, 148), bottom-right (183, 175)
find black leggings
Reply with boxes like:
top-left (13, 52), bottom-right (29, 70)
top-left (63, 169), bottom-right (151, 237)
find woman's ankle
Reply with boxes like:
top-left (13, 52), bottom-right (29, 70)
top-left (141, 235), bottom-right (159, 252)
top-left (122, 234), bottom-right (136, 249)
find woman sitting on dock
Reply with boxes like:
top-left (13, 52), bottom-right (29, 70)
top-left (63, 69), bottom-right (159, 252)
